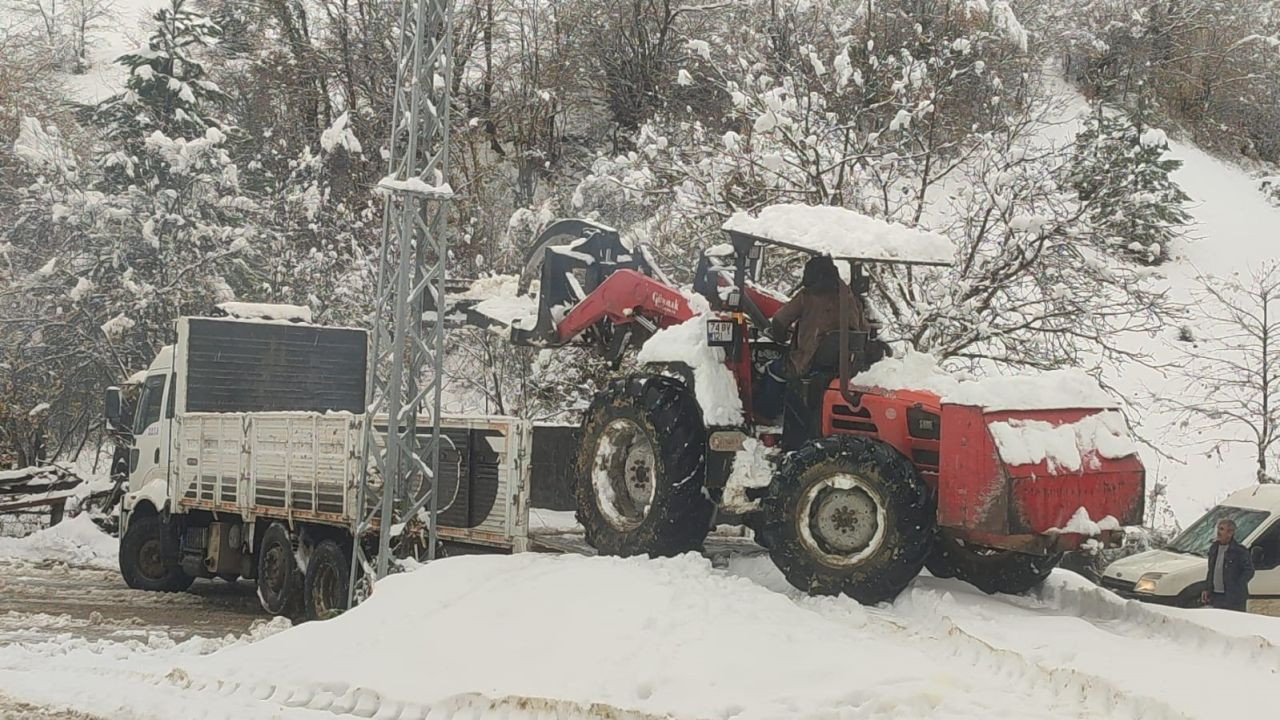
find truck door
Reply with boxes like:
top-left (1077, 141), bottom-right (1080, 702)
top-left (130, 373), bottom-right (173, 491)
top-left (1249, 519), bottom-right (1280, 600)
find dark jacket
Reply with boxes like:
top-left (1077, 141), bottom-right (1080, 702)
top-left (1205, 540), bottom-right (1255, 608)
top-left (770, 283), bottom-right (871, 380)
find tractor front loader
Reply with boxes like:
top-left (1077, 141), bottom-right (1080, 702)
top-left (477, 205), bottom-right (1145, 604)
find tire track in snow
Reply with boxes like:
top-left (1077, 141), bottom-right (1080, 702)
top-left (916, 573), bottom-right (1280, 675)
top-left (830, 599), bottom-right (1190, 720)
top-left (726, 556), bottom-right (1189, 719)
top-left (886, 577), bottom-right (1280, 720)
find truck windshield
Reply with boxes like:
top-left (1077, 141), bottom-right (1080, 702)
top-left (1166, 505), bottom-right (1270, 556)
top-left (133, 374), bottom-right (167, 435)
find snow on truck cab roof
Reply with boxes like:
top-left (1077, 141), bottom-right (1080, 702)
top-left (721, 204), bottom-right (956, 266)
top-left (1218, 483), bottom-right (1280, 514)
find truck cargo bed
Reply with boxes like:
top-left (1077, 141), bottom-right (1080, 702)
top-left (175, 412), bottom-right (361, 524)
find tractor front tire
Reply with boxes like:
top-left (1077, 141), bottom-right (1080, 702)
top-left (762, 436), bottom-right (935, 604)
top-left (119, 515), bottom-right (193, 592)
top-left (926, 531), bottom-right (1060, 595)
top-left (575, 375), bottom-right (713, 557)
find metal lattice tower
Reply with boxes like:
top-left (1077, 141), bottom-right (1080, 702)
top-left (349, 0), bottom-right (454, 605)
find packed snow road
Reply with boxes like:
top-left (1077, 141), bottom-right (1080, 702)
top-left (0, 541), bottom-right (1277, 719)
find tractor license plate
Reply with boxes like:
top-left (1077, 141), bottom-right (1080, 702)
top-left (706, 320), bottom-right (736, 346)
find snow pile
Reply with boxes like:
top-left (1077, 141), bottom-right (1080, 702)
top-left (0, 515), bottom-right (117, 570)
top-left (216, 302), bottom-right (312, 323)
top-left (988, 411), bottom-right (1137, 472)
top-left (722, 438), bottom-right (776, 512)
top-left (319, 112), bottom-right (362, 155)
top-left (1046, 507), bottom-right (1122, 535)
top-left (375, 175), bottom-right (454, 198)
top-left (722, 204), bottom-right (955, 265)
top-left (637, 316), bottom-right (743, 425)
top-left (13, 117), bottom-right (76, 174)
top-left (460, 274), bottom-right (538, 328)
top-left (852, 350), bottom-right (1119, 411)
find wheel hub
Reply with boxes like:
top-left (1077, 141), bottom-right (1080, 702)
top-left (262, 545), bottom-right (287, 593)
top-left (313, 564), bottom-right (338, 617)
top-left (137, 537), bottom-right (166, 580)
top-left (799, 474), bottom-right (884, 565)
top-left (591, 418), bottom-right (658, 531)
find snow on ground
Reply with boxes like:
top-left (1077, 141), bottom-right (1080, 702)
top-left (57, 0), bottom-right (171, 105)
top-left (0, 515), bottom-right (117, 570)
top-left (0, 553), bottom-right (1276, 719)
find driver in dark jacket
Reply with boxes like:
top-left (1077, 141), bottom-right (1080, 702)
top-left (1201, 518), bottom-right (1255, 611)
top-left (758, 256), bottom-right (874, 449)
top-left (769, 256), bottom-right (872, 380)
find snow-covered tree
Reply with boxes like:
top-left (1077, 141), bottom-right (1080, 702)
top-left (1168, 263), bottom-right (1280, 485)
top-left (1068, 106), bottom-right (1190, 264)
top-left (0, 2), bottom-right (261, 461)
top-left (94, 0), bottom-right (225, 183)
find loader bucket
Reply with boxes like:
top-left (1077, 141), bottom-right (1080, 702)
top-left (936, 405), bottom-right (1145, 552)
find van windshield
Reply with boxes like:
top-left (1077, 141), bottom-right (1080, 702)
top-left (1167, 505), bottom-right (1270, 556)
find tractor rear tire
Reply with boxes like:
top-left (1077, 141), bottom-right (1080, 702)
top-left (926, 531), bottom-right (1060, 595)
top-left (575, 375), bottom-right (713, 557)
top-left (256, 523), bottom-right (303, 617)
top-left (119, 515), bottom-right (193, 592)
top-left (762, 436), bottom-right (935, 604)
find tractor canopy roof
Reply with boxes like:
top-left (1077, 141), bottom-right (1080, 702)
top-left (721, 204), bottom-right (955, 267)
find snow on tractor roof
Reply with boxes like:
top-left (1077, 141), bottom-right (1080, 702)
top-left (853, 351), bottom-right (1120, 412)
top-left (722, 204), bottom-right (955, 266)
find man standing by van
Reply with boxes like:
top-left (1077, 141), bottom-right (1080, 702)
top-left (1201, 519), bottom-right (1255, 611)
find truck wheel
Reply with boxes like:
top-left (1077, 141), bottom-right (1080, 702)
top-left (119, 515), bottom-right (193, 592)
top-left (304, 540), bottom-right (350, 621)
top-left (925, 531), bottom-right (1060, 595)
top-left (575, 375), bottom-right (713, 557)
top-left (762, 436), bottom-right (935, 604)
top-left (256, 523), bottom-right (303, 617)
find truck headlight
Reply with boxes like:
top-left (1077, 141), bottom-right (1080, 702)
top-left (1134, 572), bottom-right (1165, 594)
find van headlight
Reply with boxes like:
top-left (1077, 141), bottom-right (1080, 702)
top-left (1134, 573), bottom-right (1165, 593)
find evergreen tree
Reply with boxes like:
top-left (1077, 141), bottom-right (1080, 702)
top-left (94, 0), bottom-right (226, 183)
top-left (1069, 105), bottom-right (1192, 265)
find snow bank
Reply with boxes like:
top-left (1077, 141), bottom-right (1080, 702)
top-left (988, 411), bottom-right (1137, 472)
top-left (722, 204), bottom-right (955, 265)
top-left (193, 553), bottom-right (1109, 719)
top-left (636, 316), bottom-right (743, 425)
top-left (216, 302), bottom-right (312, 323)
top-left (0, 515), bottom-right (117, 570)
top-left (852, 350), bottom-right (1119, 411)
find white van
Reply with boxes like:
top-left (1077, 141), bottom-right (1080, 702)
top-left (1102, 485), bottom-right (1280, 607)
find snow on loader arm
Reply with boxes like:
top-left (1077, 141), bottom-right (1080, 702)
top-left (468, 203), bottom-right (1146, 605)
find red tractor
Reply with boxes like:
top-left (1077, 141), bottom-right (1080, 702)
top-left (492, 204), bottom-right (1145, 603)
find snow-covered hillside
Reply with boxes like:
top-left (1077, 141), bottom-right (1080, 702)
top-left (0, 551), bottom-right (1277, 719)
top-left (1037, 75), bottom-right (1280, 526)
top-left (59, 0), bottom-right (169, 105)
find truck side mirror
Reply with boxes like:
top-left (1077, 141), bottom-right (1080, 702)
top-left (104, 386), bottom-right (122, 426)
